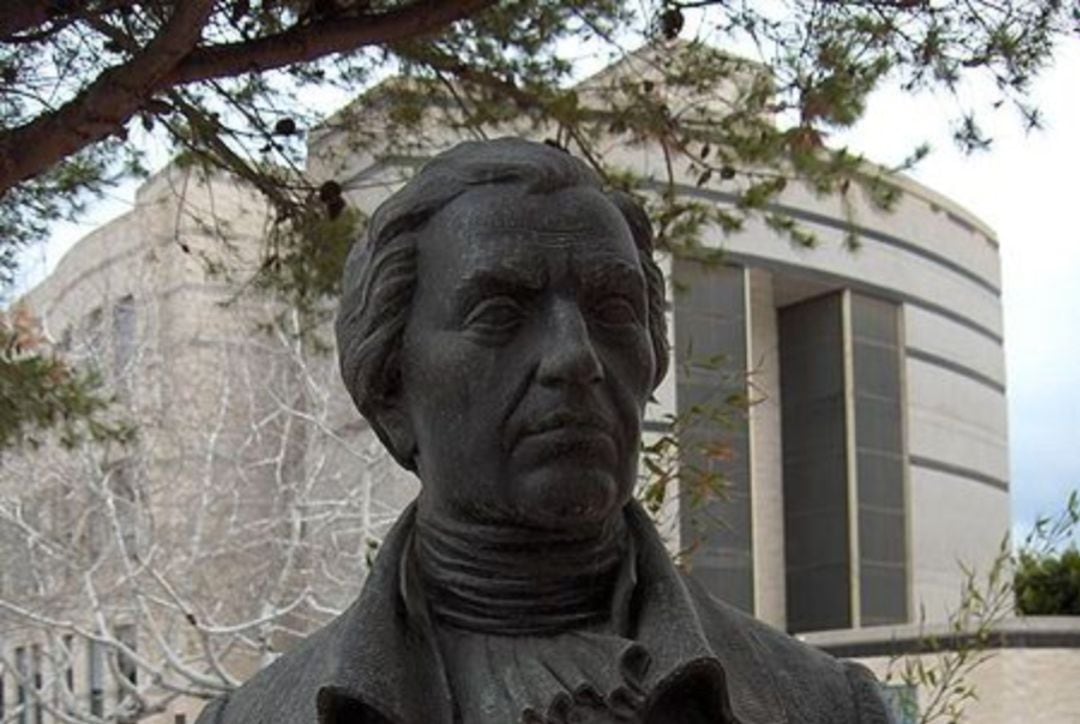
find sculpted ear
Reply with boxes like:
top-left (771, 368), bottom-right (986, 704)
top-left (370, 398), bottom-right (418, 473)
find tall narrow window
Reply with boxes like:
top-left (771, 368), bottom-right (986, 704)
top-left (62, 634), bottom-right (75, 714)
top-left (88, 640), bottom-right (104, 716)
top-left (779, 293), bottom-right (851, 632)
top-left (82, 307), bottom-right (104, 372)
top-left (30, 645), bottom-right (41, 724)
top-left (109, 461), bottom-right (139, 556)
top-left (112, 295), bottom-right (136, 395)
top-left (851, 294), bottom-right (908, 626)
top-left (15, 645), bottom-right (27, 724)
top-left (672, 260), bottom-right (755, 613)
top-left (1, 659), bottom-right (7, 719)
top-left (780, 291), bottom-right (909, 632)
top-left (116, 624), bottom-right (138, 688)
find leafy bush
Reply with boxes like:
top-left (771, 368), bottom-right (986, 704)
top-left (1014, 547), bottom-right (1080, 616)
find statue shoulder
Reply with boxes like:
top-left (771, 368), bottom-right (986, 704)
top-left (192, 619), bottom-right (343, 724)
top-left (683, 578), bottom-right (893, 723)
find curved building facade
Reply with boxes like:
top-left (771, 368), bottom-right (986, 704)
top-left (655, 170), bottom-right (1010, 633)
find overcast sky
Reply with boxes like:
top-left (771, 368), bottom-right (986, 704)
top-left (14, 37), bottom-right (1078, 548)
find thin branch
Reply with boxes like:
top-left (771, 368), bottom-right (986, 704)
top-left (163, 0), bottom-right (498, 86)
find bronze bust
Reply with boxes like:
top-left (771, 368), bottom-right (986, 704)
top-left (196, 138), bottom-right (890, 723)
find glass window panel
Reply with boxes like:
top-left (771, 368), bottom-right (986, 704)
top-left (677, 314), bottom-right (746, 374)
top-left (860, 564), bottom-right (908, 624)
top-left (854, 396), bottom-right (902, 453)
top-left (781, 395), bottom-right (847, 459)
top-left (785, 508), bottom-right (850, 570)
top-left (851, 294), bottom-right (898, 344)
top-left (779, 293), bottom-right (843, 345)
top-left (782, 453), bottom-right (849, 515)
top-left (858, 509), bottom-right (906, 565)
top-left (786, 564), bottom-right (851, 632)
top-left (856, 451), bottom-right (905, 510)
top-left (853, 342), bottom-right (901, 399)
top-left (694, 494), bottom-right (752, 551)
top-left (676, 383), bottom-right (745, 421)
top-left (778, 348), bottom-right (845, 403)
top-left (851, 294), bottom-right (908, 624)
top-left (672, 261), bottom-right (746, 314)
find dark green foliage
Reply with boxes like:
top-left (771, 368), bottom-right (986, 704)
top-left (1015, 547), bottom-right (1080, 616)
top-left (0, 307), bottom-right (133, 451)
top-left (1015, 490), bottom-right (1080, 615)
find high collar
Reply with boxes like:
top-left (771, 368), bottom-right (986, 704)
top-left (412, 507), bottom-right (629, 635)
top-left (315, 501), bottom-right (786, 724)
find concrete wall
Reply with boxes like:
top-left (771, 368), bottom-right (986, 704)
top-left (807, 617), bottom-right (1080, 724)
top-left (746, 269), bottom-right (787, 628)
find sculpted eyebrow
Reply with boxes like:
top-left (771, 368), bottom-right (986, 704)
top-left (580, 260), bottom-right (645, 294)
top-left (452, 266), bottom-right (545, 312)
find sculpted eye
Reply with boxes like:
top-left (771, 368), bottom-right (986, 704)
top-left (591, 296), bottom-right (639, 326)
top-left (464, 297), bottom-right (525, 332)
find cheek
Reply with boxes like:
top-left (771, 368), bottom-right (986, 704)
top-left (614, 333), bottom-right (657, 402)
top-left (402, 333), bottom-right (503, 434)
top-left (600, 335), bottom-right (657, 433)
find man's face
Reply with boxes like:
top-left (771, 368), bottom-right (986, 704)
top-left (396, 184), bottom-right (657, 529)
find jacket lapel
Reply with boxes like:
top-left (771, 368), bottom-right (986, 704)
top-left (627, 502), bottom-right (787, 724)
top-left (315, 504), bottom-right (455, 724)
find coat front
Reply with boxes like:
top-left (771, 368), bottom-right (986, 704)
top-left (195, 503), bottom-right (890, 724)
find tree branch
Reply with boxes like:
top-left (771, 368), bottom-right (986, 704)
top-left (0, 0), bottom-right (497, 199)
top-left (0, 0), bottom-right (215, 196)
top-left (164, 0), bottom-right (497, 86)
top-left (0, 0), bottom-right (138, 40)
top-left (0, 0), bottom-right (61, 38)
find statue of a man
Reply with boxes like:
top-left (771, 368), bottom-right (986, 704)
top-left (197, 139), bottom-right (890, 723)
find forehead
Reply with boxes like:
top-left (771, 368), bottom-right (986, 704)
top-left (415, 184), bottom-right (640, 280)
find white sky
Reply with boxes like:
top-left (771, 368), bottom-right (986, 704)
top-left (14, 35), bottom-right (1079, 546)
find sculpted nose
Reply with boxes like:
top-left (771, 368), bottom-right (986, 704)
top-left (537, 301), bottom-right (604, 387)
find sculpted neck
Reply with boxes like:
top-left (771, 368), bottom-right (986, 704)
top-left (412, 499), bottom-right (630, 636)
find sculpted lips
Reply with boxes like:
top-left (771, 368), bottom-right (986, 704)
top-left (519, 408), bottom-right (612, 437)
top-left (512, 409), bottom-right (617, 461)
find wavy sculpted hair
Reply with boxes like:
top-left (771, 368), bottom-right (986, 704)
top-left (335, 138), bottom-right (670, 470)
